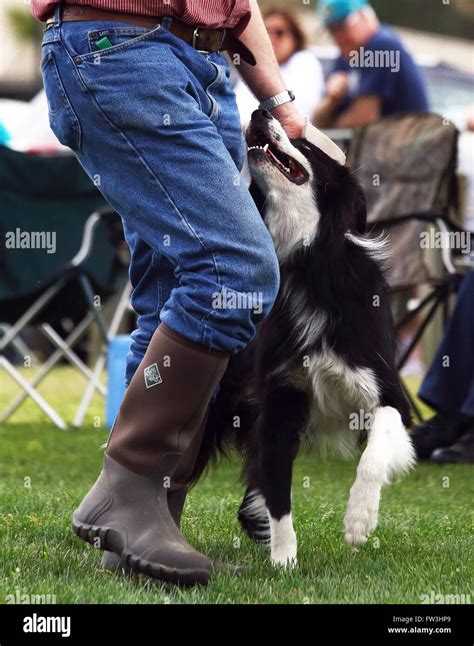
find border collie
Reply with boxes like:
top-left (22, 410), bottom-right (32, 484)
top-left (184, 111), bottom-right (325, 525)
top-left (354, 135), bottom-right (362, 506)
top-left (193, 109), bottom-right (416, 567)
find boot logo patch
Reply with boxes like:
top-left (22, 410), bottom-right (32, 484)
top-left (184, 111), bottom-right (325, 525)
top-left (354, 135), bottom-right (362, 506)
top-left (144, 363), bottom-right (162, 388)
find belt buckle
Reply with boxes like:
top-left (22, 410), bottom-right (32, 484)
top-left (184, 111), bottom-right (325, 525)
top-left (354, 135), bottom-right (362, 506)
top-left (192, 27), bottom-right (200, 50)
top-left (192, 27), bottom-right (227, 53)
top-left (217, 29), bottom-right (226, 52)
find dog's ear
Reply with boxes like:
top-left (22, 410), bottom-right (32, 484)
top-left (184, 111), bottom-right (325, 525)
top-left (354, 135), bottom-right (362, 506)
top-left (331, 179), bottom-right (368, 236)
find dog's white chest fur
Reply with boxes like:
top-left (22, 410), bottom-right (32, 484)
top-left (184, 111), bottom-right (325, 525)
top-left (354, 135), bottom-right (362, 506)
top-left (263, 187), bottom-right (320, 261)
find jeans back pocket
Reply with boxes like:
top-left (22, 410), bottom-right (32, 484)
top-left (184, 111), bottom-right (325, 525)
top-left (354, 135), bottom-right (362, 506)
top-left (73, 24), bottom-right (162, 64)
top-left (87, 26), bottom-right (151, 53)
top-left (41, 50), bottom-right (82, 153)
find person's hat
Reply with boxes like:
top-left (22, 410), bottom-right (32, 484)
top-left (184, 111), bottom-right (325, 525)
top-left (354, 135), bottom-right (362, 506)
top-left (318, 0), bottom-right (369, 27)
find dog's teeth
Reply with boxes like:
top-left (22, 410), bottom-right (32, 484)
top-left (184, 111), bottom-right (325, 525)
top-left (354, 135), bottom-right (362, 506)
top-left (263, 144), bottom-right (269, 152)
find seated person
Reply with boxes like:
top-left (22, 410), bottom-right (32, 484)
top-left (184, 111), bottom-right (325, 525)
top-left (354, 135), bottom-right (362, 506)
top-left (411, 270), bottom-right (474, 464)
top-left (234, 8), bottom-right (325, 126)
top-left (314, 0), bottom-right (429, 128)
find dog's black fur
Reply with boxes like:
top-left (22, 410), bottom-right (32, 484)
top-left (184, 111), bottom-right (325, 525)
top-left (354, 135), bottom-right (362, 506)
top-left (190, 110), bottom-right (412, 552)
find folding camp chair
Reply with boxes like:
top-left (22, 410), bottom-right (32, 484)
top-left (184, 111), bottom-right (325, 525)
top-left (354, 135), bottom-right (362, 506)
top-left (347, 113), bottom-right (474, 421)
top-left (0, 145), bottom-right (131, 429)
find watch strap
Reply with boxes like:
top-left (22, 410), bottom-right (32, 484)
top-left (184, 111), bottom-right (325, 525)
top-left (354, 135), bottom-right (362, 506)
top-left (259, 90), bottom-right (295, 112)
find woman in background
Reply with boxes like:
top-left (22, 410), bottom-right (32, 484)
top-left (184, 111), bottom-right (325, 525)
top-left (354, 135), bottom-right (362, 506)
top-left (234, 8), bottom-right (325, 126)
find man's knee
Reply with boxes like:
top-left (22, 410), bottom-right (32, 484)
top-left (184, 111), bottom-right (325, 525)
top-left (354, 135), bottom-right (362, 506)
top-left (249, 238), bottom-right (280, 319)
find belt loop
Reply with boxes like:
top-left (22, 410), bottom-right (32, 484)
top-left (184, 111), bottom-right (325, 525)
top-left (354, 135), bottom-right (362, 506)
top-left (161, 16), bottom-right (172, 30)
top-left (54, 0), bottom-right (62, 25)
top-left (192, 27), bottom-right (200, 50)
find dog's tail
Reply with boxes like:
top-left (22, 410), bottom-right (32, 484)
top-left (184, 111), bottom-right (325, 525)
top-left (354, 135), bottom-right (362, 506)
top-left (188, 367), bottom-right (256, 486)
top-left (188, 396), bottom-right (235, 485)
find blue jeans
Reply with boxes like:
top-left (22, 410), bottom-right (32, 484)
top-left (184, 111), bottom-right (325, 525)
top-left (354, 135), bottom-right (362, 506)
top-left (41, 10), bottom-right (280, 384)
top-left (419, 270), bottom-right (474, 417)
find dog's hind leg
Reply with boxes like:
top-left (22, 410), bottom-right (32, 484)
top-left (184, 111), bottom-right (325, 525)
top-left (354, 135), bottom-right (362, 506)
top-left (344, 406), bottom-right (416, 546)
top-left (258, 387), bottom-right (311, 567)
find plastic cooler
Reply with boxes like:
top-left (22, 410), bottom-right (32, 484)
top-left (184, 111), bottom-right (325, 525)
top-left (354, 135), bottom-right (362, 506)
top-left (106, 334), bottom-right (130, 428)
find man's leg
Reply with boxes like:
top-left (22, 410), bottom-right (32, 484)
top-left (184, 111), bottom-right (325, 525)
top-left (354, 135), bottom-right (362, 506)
top-left (122, 49), bottom-right (249, 386)
top-left (100, 49), bottom-right (251, 575)
top-left (412, 270), bottom-right (474, 460)
top-left (418, 270), bottom-right (474, 414)
top-left (53, 23), bottom-right (279, 352)
top-left (41, 19), bottom-right (279, 584)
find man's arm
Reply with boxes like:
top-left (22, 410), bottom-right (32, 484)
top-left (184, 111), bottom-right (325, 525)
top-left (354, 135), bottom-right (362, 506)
top-left (313, 72), bottom-right (350, 127)
top-left (314, 95), bottom-right (341, 128)
top-left (333, 96), bottom-right (381, 128)
top-left (314, 68), bottom-right (382, 128)
top-left (235, 0), bottom-right (304, 138)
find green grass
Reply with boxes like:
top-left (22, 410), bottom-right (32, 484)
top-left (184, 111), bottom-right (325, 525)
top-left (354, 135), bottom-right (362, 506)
top-left (0, 368), bottom-right (473, 604)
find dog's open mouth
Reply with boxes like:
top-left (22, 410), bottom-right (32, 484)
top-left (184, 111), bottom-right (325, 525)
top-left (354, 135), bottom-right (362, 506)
top-left (247, 131), bottom-right (309, 185)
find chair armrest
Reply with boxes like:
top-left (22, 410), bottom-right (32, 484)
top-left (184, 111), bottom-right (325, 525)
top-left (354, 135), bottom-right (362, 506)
top-left (69, 207), bottom-right (118, 269)
top-left (369, 211), bottom-right (462, 232)
top-left (368, 211), bottom-right (472, 276)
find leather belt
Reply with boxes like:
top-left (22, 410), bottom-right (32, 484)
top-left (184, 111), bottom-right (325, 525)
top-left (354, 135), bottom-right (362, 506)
top-left (45, 4), bottom-right (256, 65)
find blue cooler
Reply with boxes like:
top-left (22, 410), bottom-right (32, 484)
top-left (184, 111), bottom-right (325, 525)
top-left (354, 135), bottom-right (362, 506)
top-left (106, 335), bottom-right (131, 428)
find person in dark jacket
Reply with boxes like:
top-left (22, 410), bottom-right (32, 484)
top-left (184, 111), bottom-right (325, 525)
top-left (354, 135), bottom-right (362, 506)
top-left (315, 0), bottom-right (429, 128)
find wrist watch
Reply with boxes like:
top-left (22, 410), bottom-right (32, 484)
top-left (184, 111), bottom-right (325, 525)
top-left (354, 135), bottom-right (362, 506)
top-left (259, 90), bottom-right (296, 112)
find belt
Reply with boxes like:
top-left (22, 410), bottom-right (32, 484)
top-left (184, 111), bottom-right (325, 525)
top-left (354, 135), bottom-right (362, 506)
top-left (45, 4), bottom-right (256, 66)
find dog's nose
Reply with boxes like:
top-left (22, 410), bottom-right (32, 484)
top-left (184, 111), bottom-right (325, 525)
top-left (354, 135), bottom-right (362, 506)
top-left (251, 109), bottom-right (274, 122)
top-left (260, 109), bottom-right (273, 121)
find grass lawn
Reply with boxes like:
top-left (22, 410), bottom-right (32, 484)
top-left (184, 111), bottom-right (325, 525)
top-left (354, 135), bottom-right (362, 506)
top-left (0, 368), bottom-right (472, 604)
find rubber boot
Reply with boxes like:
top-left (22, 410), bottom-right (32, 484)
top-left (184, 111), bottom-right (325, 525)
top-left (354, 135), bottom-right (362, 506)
top-left (72, 323), bottom-right (228, 586)
top-left (101, 410), bottom-right (207, 575)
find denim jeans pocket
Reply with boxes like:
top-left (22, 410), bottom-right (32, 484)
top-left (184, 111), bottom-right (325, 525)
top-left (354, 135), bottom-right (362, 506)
top-left (74, 24), bottom-right (162, 64)
top-left (205, 61), bottom-right (227, 123)
top-left (40, 50), bottom-right (82, 153)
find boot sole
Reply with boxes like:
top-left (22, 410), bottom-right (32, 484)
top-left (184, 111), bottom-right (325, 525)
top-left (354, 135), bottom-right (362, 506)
top-left (72, 515), bottom-right (210, 587)
top-left (102, 550), bottom-right (248, 577)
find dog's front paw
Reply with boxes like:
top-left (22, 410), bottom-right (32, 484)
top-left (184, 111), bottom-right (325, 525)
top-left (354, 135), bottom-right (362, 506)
top-left (269, 513), bottom-right (297, 568)
top-left (343, 481), bottom-right (380, 546)
top-left (271, 543), bottom-right (297, 568)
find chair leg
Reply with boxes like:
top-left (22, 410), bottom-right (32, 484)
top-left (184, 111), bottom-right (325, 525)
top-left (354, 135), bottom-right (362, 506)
top-left (395, 279), bottom-right (460, 424)
top-left (0, 356), bottom-right (67, 429)
top-left (0, 314), bottom-right (95, 422)
top-left (0, 280), bottom-right (64, 352)
top-left (0, 325), bottom-right (38, 367)
top-left (40, 323), bottom-right (107, 397)
top-left (72, 281), bottom-right (132, 429)
top-left (396, 287), bottom-right (447, 371)
top-left (78, 274), bottom-right (109, 343)
top-left (72, 353), bottom-right (106, 428)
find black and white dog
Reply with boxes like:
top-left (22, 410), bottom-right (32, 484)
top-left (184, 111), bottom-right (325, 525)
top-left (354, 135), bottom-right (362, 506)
top-left (193, 109), bottom-right (415, 567)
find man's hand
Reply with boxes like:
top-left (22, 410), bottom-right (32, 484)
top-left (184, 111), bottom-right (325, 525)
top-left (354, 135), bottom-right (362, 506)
top-left (272, 103), bottom-right (305, 139)
top-left (326, 72), bottom-right (349, 103)
top-left (314, 72), bottom-right (349, 127)
top-left (234, 0), bottom-right (304, 139)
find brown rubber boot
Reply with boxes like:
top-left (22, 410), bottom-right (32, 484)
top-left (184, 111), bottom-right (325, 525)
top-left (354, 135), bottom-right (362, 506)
top-left (100, 410), bottom-right (208, 575)
top-left (72, 323), bottom-right (228, 586)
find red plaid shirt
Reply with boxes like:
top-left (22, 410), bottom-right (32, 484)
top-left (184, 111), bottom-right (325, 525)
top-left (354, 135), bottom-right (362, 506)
top-left (31, 0), bottom-right (251, 31)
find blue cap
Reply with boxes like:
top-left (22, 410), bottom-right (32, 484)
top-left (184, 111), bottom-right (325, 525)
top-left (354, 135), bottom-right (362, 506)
top-left (318, 0), bottom-right (369, 27)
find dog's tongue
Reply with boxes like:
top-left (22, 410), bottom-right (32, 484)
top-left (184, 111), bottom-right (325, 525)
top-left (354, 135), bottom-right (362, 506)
top-left (302, 119), bottom-right (346, 166)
